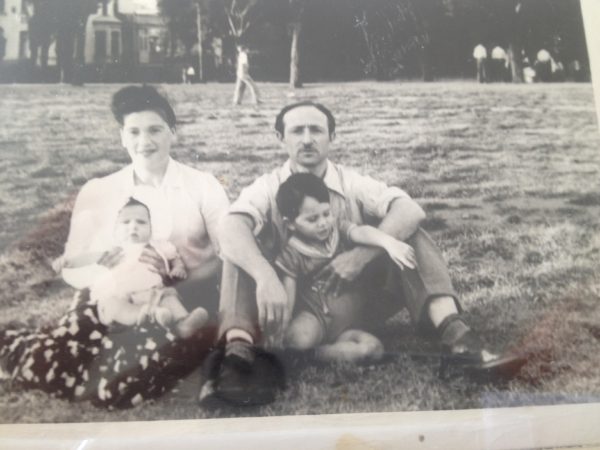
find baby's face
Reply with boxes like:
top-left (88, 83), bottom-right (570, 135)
top-left (114, 205), bottom-right (152, 245)
top-left (291, 196), bottom-right (334, 243)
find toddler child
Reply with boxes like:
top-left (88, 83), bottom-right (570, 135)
top-left (274, 173), bottom-right (417, 363)
top-left (59, 197), bottom-right (208, 339)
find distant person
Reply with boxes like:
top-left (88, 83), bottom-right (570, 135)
top-left (552, 60), bottom-right (565, 82)
top-left (473, 44), bottom-right (488, 83)
top-left (523, 58), bottom-right (536, 84)
top-left (0, 28), bottom-right (6, 62)
top-left (490, 46), bottom-right (508, 82)
top-left (535, 49), bottom-right (553, 82)
top-left (233, 45), bottom-right (260, 106)
top-left (275, 173), bottom-right (419, 363)
top-left (569, 59), bottom-right (585, 82)
top-left (185, 65), bottom-right (196, 84)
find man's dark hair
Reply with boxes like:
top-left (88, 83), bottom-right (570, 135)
top-left (276, 173), bottom-right (330, 221)
top-left (111, 85), bottom-right (176, 129)
top-left (274, 101), bottom-right (336, 138)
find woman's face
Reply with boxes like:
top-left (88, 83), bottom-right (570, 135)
top-left (120, 110), bottom-right (175, 171)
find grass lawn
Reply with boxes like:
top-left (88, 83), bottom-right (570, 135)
top-left (0, 81), bottom-right (599, 423)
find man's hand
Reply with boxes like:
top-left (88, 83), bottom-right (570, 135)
top-left (317, 247), bottom-right (375, 298)
top-left (255, 272), bottom-right (289, 338)
top-left (139, 246), bottom-right (169, 278)
top-left (97, 247), bottom-right (124, 269)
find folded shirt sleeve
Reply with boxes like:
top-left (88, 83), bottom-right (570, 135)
top-left (227, 176), bottom-right (273, 236)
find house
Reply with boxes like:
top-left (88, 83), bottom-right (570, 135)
top-left (85, 0), bottom-right (167, 66)
top-left (0, 0), bottom-right (30, 61)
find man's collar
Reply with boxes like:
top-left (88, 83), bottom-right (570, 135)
top-left (281, 159), bottom-right (345, 197)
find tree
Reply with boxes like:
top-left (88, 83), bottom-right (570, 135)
top-left (158, 0), bottom-right (197, 56)
top-left (351, 0), bottom-right (444, 80)
top-left (288, 0), bottom-right (305, 88)
top-left (27, 0), bottom-right (56, 69)
top-left (27, 0), bottom-right (99, 83)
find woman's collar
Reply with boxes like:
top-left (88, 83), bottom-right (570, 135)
top-left (129, 158), bottom-right (183, 189)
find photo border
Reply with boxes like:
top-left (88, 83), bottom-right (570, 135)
top-left (1, 0), bottom-right (599, 447)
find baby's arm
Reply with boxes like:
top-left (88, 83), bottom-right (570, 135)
top-left (61, 251), bottom-right (106, 269)
top-left (168, 254), bottom-right (187, 280)
top-left (348, 225), bottom-right (416, 270)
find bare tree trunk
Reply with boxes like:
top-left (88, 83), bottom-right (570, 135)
top-left (421, 42), bottom-right (434, 82)
top-left (196, 2), bottom-right (203, 82)
top-left (72, 21), bottom-right (86, 85)
top-left (357, 11), bottom-right (378, 78)
top-left (289, 22), bottom-right (301, 88)
top-left (508, 43), bottom-right (523, 83)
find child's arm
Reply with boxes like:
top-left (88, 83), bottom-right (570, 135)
top-left (348, 225), bottom-right (417, 270)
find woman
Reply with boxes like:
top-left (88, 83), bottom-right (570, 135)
top-left (0, 85), bottom-right (229, 408)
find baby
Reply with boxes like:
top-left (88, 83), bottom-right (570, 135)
top-left (59, 198), bottom-right (208, 339)
top-left (275, 173), bottom-right (417, 363)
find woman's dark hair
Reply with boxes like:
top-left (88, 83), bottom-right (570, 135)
top-left (276, 173), bottom-right (330, 221)
top-left (274, 101), bottom-right (336, 138)
top-left (111, 85), bottom-right (176, 129)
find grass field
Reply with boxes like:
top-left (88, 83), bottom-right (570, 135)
top-left (0, 81), bottom-right (599, 424)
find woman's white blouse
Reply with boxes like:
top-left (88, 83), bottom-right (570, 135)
top-left (62, 158), bottom-right (229, 288)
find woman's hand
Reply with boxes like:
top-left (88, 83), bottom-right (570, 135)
top-left (139, 246), bottom-right (168, 277)
top-left (97, 247), bottom-right (124, 269)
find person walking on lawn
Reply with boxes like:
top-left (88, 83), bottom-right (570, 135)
top-left (201, 101), bottom-right (524, 406)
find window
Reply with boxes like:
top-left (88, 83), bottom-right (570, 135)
top-left (95, 30), bottom-right (107, 62)
top-left (111, 30), bottom-right (120, 60)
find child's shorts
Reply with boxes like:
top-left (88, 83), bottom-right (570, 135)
top-left (296, 280), bottom-right (367, 343)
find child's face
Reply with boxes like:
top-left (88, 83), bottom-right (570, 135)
top-left (289, 196), bottom-right (334, 243)
top-left (114, 205), bottom-right (152, 245)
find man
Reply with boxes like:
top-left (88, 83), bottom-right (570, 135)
top-left (535, 48), bottom-right (554, 82)
top-left (232, 45), bottom-right (260, 105)
top-left (490, 45), bottom-right (509, 82)
top-left (473, 44), bottom-right (488, 83)
top-left (203, 101), bottom-right (522, 405)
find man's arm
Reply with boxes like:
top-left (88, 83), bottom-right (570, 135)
top-left (320, 197), bottom-right (425, 292)
top-left (218, 213), bottom-right (288, 332)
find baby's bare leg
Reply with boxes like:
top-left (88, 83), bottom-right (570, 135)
top-left (157, 289), bottom-right (208, 338)
top-left (285, 311), bottom-right (324, 350)
top-left (315, 329), bottom-right (384, 363)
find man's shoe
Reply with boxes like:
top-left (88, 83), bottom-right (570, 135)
top-left (199, 340), bottom-right (285, 407)
top-left (438, 314), bottom-right (527, 380)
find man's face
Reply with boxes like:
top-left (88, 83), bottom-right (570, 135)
top-left (280, 106), bottom-right (333, 169)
